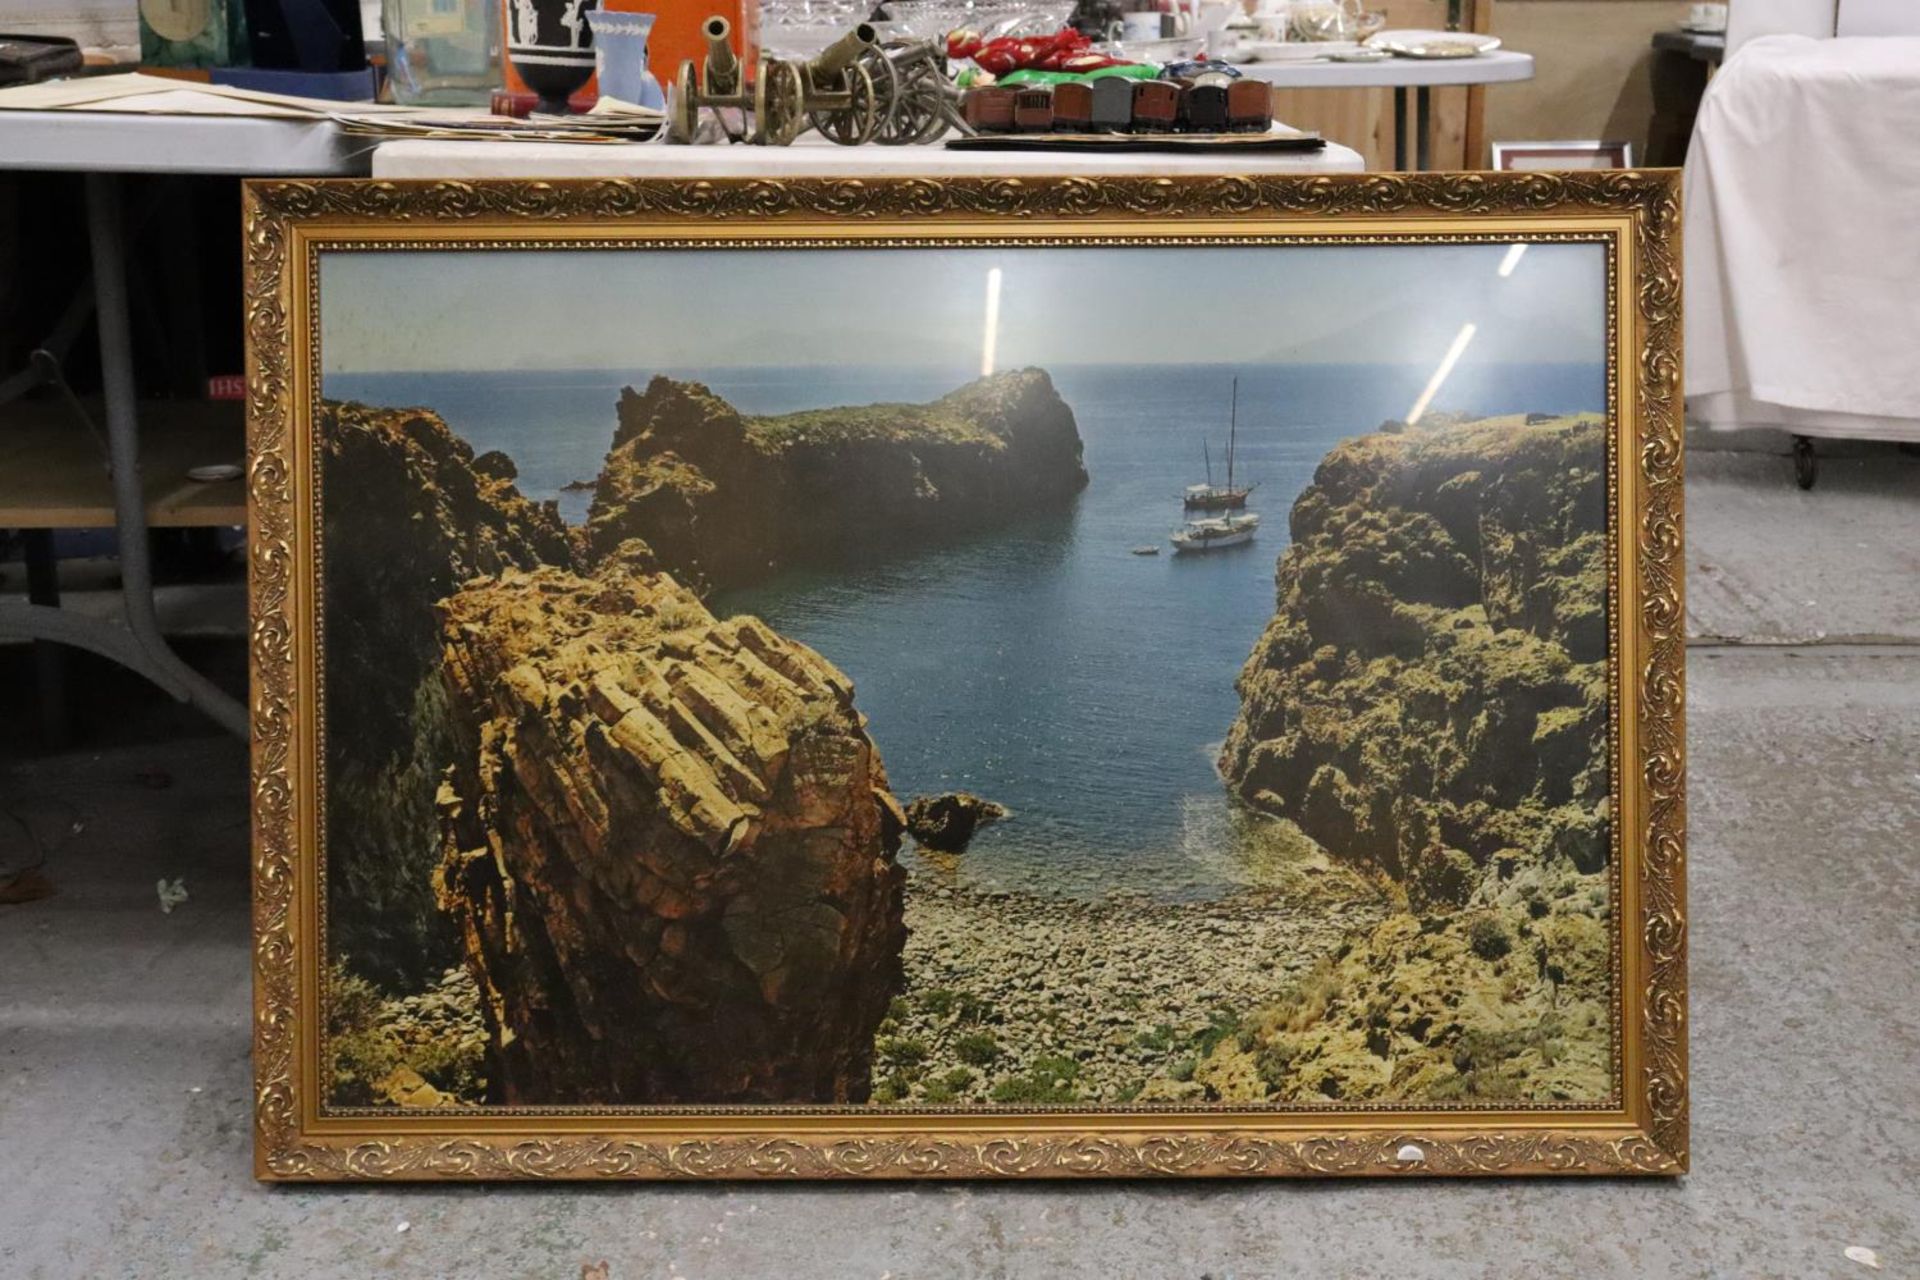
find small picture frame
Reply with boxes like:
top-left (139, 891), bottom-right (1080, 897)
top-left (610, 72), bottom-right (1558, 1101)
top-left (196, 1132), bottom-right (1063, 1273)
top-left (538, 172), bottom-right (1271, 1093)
top-left (1492, 140), bottom-right (1636, 172)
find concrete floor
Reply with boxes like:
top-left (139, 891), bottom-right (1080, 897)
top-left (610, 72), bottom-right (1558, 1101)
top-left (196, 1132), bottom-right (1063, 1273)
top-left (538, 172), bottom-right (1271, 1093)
top-left (2, 443), bottom-right (1917, 1279)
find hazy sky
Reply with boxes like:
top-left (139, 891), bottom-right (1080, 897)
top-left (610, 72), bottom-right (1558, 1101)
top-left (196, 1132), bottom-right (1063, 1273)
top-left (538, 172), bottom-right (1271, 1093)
top-left (319, 242), bottom-right (1605, 374)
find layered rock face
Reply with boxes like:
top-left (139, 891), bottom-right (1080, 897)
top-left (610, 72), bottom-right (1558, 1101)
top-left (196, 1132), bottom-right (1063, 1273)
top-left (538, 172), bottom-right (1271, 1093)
top-left (585, 369), bottom-right (1089, 588)
top-left (319, 400), bottom-right (574, 988)
top-left (1220, 413), bottom-right (1609, 882)
top-left (432, 565), bottom-right (907, 1105)
top-left (1208, 414), bottom-right (1613, 1104)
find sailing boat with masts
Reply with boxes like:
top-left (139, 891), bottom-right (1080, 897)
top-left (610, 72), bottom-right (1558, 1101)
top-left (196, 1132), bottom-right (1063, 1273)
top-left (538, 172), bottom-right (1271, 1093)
top-left (1172, 377), bottom-right (1259, 553)
top-left (1183, 377), bottom-right (1254, 512)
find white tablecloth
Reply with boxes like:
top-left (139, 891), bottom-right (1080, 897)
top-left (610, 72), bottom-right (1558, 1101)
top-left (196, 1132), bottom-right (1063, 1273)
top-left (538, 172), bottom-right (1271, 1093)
top-left (372, 133), bottom-right (1365, 179)
top-left (1684, 36), bottom-right (1920, 442)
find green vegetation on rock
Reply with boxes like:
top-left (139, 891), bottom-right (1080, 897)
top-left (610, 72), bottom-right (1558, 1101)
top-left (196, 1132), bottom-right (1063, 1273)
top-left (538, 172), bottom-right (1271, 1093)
top-left (584, 370), bottom-right (1089, 590)
top-left (989, 1054), bottom-right (1081, 1104)
top-left (917, 988), bottom-right (960, 1018)
top-left (1195, 856), bottom-right (1612, 1104)
top-left (325, 962), bottom-right (487, 1107)
top-left (748, 401), bottom-right (999, 450)
top-left (1205, 413), bottom-right (1615, 1106)
top-left (953, 1030), bottom-right (1002, 1066)
top-left (878, 1035), bottom-right (932, 1070)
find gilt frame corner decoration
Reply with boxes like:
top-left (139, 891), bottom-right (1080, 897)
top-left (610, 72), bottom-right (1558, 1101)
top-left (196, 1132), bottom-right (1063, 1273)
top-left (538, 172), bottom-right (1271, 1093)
top-left (244, 171), bottom-right (1686, 1182)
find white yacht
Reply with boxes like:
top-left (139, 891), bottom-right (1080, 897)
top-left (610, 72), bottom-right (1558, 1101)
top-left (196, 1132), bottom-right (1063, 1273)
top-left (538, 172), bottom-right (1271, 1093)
top-left (1170, 511), bottom-right (1260, 553)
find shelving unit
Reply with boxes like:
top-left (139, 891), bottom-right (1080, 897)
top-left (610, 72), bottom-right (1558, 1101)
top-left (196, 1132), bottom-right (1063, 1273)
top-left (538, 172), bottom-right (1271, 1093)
top-left (0, 398), bottom-right (245, 529)
top-left (0, 100), bottom-right (362, 740)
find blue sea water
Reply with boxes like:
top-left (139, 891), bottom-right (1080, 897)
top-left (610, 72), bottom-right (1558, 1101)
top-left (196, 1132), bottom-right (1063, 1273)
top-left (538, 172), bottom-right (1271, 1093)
top-left (325, 361), bottom-right (1604, 897)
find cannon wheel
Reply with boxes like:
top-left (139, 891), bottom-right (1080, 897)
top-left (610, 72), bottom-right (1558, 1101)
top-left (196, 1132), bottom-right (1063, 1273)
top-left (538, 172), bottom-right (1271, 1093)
top-left (754, 58), bottom-right (806, 145)
top-left (879, 54), bottom-right (950, 144)
top-left (905, 77), bottom-right (957, 143)
top-left (670, 61), bottom-right (701, 143)
top-left (810, 63), bottom-right (878, 145)
top-left (864, 49), bottom-right (917, 144)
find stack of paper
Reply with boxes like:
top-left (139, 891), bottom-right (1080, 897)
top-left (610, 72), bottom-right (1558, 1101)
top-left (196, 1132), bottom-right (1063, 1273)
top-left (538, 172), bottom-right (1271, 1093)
top-left (0, 72), bottom-right (662, 143)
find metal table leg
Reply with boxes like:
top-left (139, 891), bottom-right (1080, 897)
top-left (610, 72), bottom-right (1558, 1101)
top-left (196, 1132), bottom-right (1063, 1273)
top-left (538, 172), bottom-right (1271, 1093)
top-left (1415, 85), bottom-right (1432, 171)
top-left (23, 529), bottom-right (68, 749)
top-left (0, 173), bottom-right (248, 739)
top-left (1392, 85), bottom-right (1408, 171)
top-left (1793, 434), bottom-right (1818, 490)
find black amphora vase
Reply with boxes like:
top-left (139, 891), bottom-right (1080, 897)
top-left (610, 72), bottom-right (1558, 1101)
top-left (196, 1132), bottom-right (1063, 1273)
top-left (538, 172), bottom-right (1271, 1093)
top-left (506, 0), bottom-right (600, 115)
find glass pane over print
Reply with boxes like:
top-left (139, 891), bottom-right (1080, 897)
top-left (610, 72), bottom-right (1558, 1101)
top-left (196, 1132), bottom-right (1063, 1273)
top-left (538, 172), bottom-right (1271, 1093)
top-left (314, 241), bottom-right (1613, 1111)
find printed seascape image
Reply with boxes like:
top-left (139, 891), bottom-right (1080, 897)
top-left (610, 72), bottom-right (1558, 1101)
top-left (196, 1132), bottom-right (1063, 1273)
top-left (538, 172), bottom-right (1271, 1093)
top-left (315, 241), bottom-right (1614, 1112)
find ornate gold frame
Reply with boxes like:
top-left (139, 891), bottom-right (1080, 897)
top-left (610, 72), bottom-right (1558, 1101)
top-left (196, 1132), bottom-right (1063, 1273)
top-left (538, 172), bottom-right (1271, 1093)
top-left (244, 172), bottom-right (1685, 1180)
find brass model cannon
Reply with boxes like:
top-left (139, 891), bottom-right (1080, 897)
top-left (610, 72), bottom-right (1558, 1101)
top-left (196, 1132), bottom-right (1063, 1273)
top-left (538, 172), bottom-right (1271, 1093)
top-left (673, 16), bottom-right (796, 144)
top-left (796, 28), bottom-right (967, 144)
top-left (794, 24), bottom-right (879, 144)
top-left (671, 16), bottom-right (959, 146)
top-left (868, 37), bottom-right (967, 144)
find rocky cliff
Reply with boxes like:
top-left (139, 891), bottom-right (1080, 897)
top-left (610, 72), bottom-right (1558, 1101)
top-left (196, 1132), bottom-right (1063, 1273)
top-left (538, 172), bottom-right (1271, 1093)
top-left (584, 369), bottom-right (1089, 588)
top-left (432, 564), bottom-right (907, 1105)
top-left (319, 400), bottom-right (575, 989)
top-left (1220, 413), bottom-right (1609, 882)
top-left (1206, 413), bottom-right (1614, 1104)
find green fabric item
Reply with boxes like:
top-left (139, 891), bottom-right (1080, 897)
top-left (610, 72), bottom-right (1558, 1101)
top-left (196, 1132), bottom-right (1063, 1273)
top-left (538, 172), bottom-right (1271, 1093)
top-left (999, 64), bottom-right (1162, 86)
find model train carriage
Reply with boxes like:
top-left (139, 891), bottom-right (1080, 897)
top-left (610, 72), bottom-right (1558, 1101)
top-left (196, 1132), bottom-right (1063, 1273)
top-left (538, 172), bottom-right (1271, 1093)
top-left (1226, 78), bottom-right (1273, 132)
top-left (1090, 74), bottom-right (1135, 131)
top-left (1013, 87), bottom-right (1055, 131)
top-left (1131, 79), bottom-right (1179, 131)
top-left (1052, 80), bottom-right (1094, 131)
top-left (1179, 82), bottom-right (1229, 132)
top-left (962, 85), bottom-right (1018, 132)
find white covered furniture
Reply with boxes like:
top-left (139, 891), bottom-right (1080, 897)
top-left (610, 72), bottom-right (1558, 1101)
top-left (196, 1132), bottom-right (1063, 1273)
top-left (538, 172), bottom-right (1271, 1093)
top-left (1684, 33), bottom-right (1920, 455)
top-left (1725, 0), bottom-right (1836, 52)
top-left (1727, 0), bottom-right (1920, 52)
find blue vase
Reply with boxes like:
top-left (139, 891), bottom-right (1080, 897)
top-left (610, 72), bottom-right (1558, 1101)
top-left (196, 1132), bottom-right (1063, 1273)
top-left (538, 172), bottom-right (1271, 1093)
top-left (585, 10), bottom-right (665, 111)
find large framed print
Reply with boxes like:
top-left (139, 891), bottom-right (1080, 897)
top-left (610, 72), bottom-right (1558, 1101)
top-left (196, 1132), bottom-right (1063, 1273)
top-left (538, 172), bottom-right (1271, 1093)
top-left (244, 172), bottom-right (1686, 1181)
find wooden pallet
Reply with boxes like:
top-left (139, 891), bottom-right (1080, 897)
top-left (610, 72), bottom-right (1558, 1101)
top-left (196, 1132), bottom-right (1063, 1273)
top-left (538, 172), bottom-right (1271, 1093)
top-left (0, 397), bottom-right (245, 529)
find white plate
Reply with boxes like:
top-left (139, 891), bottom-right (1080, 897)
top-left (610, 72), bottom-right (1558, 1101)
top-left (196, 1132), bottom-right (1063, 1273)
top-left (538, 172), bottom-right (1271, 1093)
top-left (1248, 39), bottom-right (1357, 61)
top-left (1105, 34), bottom-right (1205, 61)
top-left (1365, 29), bottom-right (1501, 58)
